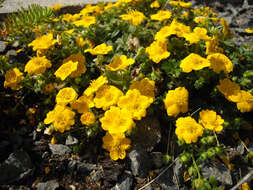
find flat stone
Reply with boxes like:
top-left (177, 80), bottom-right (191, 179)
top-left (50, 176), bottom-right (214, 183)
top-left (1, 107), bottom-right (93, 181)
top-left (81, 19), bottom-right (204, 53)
top-left (0, 0), bottom-right (117, 14)
top-left (0, 150), bottom-right (34, 184)
top-left (49, 144), bottom-right (72, 156)
top-left (65, 135), bottom-right (78, 145)
top-left (201, 161), bottom-right (233, 185)
top-left (37, 180), bottom-right (59, 190)
top-left (111, 175), bottom-right (133, 190)
top-left (0, 41), bottom-right (6, 52)
top-left (76, 162), bottom-right (97, 174)
top-left (128, 147), bottom-right (151, 178)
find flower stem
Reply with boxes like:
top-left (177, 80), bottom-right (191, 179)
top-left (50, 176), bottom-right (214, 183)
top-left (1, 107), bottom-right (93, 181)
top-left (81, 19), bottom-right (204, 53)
top-left (213, 131), bottom-right (220, 147)
top-left (192, 155), bottom-right (201, 179)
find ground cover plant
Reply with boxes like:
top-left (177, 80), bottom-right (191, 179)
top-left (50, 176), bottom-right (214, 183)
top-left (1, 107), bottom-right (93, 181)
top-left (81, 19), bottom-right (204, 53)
top-left (0, 0), bottom-right (253, 189)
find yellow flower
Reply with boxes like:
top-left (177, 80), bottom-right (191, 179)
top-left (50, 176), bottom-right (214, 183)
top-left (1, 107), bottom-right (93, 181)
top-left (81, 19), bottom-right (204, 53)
top-left (84, 43), bottom-right (112, 55)
top-left (238, 182), bottom-right (251, 190)
top-left (62, 14), bottom-right (75, 22)
top-left (163, 87), bottom-right (188, 117)
top-left (44, 105), bottom-right (75, 133)
top-left (83, 75), bottom-right (108, 96)
top-left (50, 137), bottom-right (57, 144)
top-left (72, 16), bottom-right (96, 28)
top-left (80, 112), bottom-right (95, 125)
top-left (205, 36), bottom-right (222, 55)
top-left (155, 20), bottom-right (191, 41)
top-left (207, 53), bottom-right (233, 73)
top-left (80, 4), bottom-right (103, 15)
top-left (28, 33), bottom-right (57, 52)
top-left (117, 89), bottom-right (153, 120)
top-left (24, 56), bottom-right (51, 76)
top-left (175, 116), bottom-right (203, 144)
top-left (245, 28), bottom-right (253, 34)
top-left (94, 85), bottom-right (123, 110)
top-left (76, 37), bottom-right (85, 47)
top-left (56, 87), bottom-right (78, 105)
top-left (146, 40), bottom-right (170, 63)
top-left (62, 52), bottom-right (86, 78)
top-left (183, 27), bottom-right (210, 44)
top-left (199, 110), bottom-right (224, 132)
top-left (220, 18), bottom-right (229, 36)
top-left (194, 16), bottom-right (207, 24)
top-left (4, 68), bottom-right (23, 90)
top-left (64, 29), bottom-right (74, 34)
top-left (217, 78), bottom-right (241, 102)
top-left (50, 3), bottom-right (62, 11)
top-left (43, 83), bottom-right (54, 93)
top-left (106, 55), bottom-right (135, 71)
top-left (150, 10), bottom-right (172, 21)
top-left (129, 78), bottom-right (155, 100)
top-left (236, 90), bottom-right (253, 113)
top-left (150, 1), bottom-right (160, 8)
top-left (100, 106), bottom-right (135, 134)
top-left (155, 26), bottom-right (171, 41)
top-left (54, 61), bottom-right (78, 80)
top-left (102, 132), bottom-right (131, 160)
top-left (120, 10), bottom-right (146, 26)
top-left (180, 53), bottom-right (210, 73)
top-left (168, 19), bottom-right (191, 38)
top-left (169, 0), bottom-right (192, 8)
top-left (71, 96), bottom-right (90, 113)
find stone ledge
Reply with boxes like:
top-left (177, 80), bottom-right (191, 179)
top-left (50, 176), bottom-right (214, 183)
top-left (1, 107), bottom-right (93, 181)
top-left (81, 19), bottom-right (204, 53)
top-left (0, 0), bottom-right (116, 14)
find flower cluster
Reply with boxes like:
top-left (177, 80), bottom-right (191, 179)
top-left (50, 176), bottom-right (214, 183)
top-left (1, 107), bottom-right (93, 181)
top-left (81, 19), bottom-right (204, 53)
top-left (217, 79), bottom-right (253, 112)
top-left (1, 0), bottom-right (252, 178)
top-left (175, 109), bottom-right (224, 144)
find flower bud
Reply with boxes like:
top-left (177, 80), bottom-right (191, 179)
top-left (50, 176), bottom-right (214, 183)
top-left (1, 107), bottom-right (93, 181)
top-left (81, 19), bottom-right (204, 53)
top-left (162, 154), bottom-right (172, 164)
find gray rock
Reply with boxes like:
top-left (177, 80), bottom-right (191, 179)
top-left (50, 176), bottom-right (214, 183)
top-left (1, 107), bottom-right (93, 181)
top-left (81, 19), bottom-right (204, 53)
top-left (142, 184), bottom-right (153, 190)
top-left (6, 50), bottom-right (17, 57)
top-left (65, 135), bottom-right (78, 145)
top-left (0, 0), bottom-right (117, 14)
top-left (90, 168), bottom-right (103, 182)
top-left (37, 180), bottom-right (59, 190)
top-left (131, 116), bottom-right (161, 152)
top-left (9, 185), bottom-right (30, 190)
top-left (0, 150), bottom-right (33, 184)
top-left (201, 161), bottom-right (233, 185)
top-left (68, 160), bottom-right (77, 173)
top-left (128, 147), bottom-right (151, 178)
top-left (49, 144), bottom-right (72, 156)
top-left (111, 175), bottom-right (133, 190)
top-left (156, 159), bottom-right (184, 190)
top-left (0, 41), bottom-right (6, 52)
top-left (151, 152), bottom-right (163, 169)
top-left (76, 162), bottom-right (97, 174)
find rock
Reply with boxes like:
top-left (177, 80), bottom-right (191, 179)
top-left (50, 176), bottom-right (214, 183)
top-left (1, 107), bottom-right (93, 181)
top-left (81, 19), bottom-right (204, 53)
top-left (151, 152), bottom-right (163, 169)
top-left (9, 185), bottom-right (30, 190)
top-left (128, 147), bottom-right (151, 178)
top-left (131, 116), bottom-right (161, 152)
top-left (6, 50), bottom-right (17, 57)
top-left (111, 175), bottom-right (133, 190)
top-left (65, 135), bottom-right (78, 145)
top-left (49, 144), bottom-right (72, 156)
top-left (156, 159), bottom-right (184, 190)
top-left (0, 140), bottom-right (11, 161)
top-left (0, 150), bottom-right (33, 184)
top-left (0, 0), bottom-right (117, 14)
top-left (0, 41), bottom-right (6, 52)
top-left (76, 161), bottom-right (97, 174)
top-left (90, 168), bottom-right (103, 182)
top-left (68, 160), bottom-right (77, 173)
top-left (201, 161), bottom-right (233, 185)
top-left (37, 180), bottom-right (59, 190)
